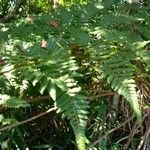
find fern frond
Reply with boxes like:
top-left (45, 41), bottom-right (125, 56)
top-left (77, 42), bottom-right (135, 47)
top-left (0, 94), bottom-right (29, 108)
top-left (97, 13), bottom-right (137, 28)
top-left (101, 53), bottom-right (142, 123)
top-left (56, 94), bottom-right (89, 150)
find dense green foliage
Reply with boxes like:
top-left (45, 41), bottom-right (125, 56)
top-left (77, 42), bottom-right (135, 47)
top-left (0, 0), bottom-right (150, 149)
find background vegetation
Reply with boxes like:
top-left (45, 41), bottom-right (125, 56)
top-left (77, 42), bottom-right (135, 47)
top-left (0, 0), bottom-right (149, 150)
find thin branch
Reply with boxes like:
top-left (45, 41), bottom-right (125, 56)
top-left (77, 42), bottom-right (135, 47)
top-left (88, 92), bottom-right (117, 100)
top-left (137, 136), bottom-right (145, 150)
top-left (116, 135), bottom-right (129, 144)
top-left (143, 127), bottom-right (150, 150)
top-left (90, 115), bottom-right (147, 148)
top-left (0, 107), bottom-right (57, 132)
top-left (27, 95), bottom-right (51, 103)
top-left (90, 116), bottom-right (134, 147)
top-left (0, 91), bottom-right (115, 114)
top-left (123, 121), bottom-right (138, 150)
top-left (116, 129), bottom-right (141, 144)
top-left (0, 95), bottom-right (51, 114)
top-left (123, 115), bottom-right (148, 150)
top-left (0, 90), bottom-right (115, 102)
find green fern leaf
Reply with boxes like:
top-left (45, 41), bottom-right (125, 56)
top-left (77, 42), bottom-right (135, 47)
top-left (0, 95), bottom-right (30, 108)
top-left (101, 53), bottom-right (142, 123)
top-left (32, 73), bottom-right (44, 86)
top-left (54, 78), bottom-right (68, 91)
top-left (39, 77), bottom-right (49, 95)
top-left (56, 94), bottom-right (89, 150)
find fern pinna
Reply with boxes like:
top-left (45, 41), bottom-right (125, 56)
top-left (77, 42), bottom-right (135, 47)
top-left (0, 0), bottom-right (150, 149)
top-left (0, 35), bottom-right (89, 149)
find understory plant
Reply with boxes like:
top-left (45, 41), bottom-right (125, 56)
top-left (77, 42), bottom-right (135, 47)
top-left (0, 0), bottom-right (149, 149)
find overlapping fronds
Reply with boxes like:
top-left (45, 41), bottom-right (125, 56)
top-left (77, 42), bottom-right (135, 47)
top-left (0, 0), bottom-right (149, 149)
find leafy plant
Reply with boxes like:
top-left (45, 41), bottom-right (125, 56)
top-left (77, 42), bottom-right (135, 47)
top-left (0, 0), bottom-right (149, 149)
